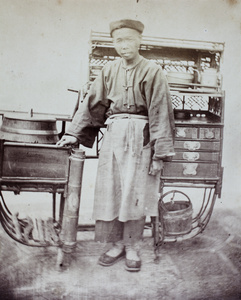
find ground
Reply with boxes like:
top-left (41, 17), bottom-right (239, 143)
top-left (0, 203), bottom-right (241, 300)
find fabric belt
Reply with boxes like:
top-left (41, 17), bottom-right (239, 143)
top-left (104, 113), bottom-right (149, 157)
top-left (107, 113), bottom-right (148, 121)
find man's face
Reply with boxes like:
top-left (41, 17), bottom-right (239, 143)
top-left (112, 28), bottom-right (141, 61)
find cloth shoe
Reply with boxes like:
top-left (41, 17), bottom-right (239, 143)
top-left (98, 242), bottom-right (125, 266)
top-left (125, 245), bottom-right (141, 272)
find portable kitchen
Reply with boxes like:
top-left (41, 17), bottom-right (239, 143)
top-left (0, 31), bottom-right (225, 264)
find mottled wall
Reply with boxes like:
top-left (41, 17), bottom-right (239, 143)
top-left (1, 0), bottom-right (241, 205)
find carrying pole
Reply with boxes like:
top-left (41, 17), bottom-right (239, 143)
top-left (57, 147), bottom-right (85, 268)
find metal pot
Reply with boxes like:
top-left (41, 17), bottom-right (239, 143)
top-left (174, 111), bottom-right (191, 120)
top-left (0, 116), bottom-right (59, 144)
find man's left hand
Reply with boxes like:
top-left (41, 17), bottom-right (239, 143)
top-left (149, 160), bottom-right (164, 176)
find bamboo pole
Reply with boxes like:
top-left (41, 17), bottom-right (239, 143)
top-left (57, 147), bottom-right (85, 268)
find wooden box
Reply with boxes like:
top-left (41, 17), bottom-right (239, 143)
top-left (0, 142), bottom-right (71, 182)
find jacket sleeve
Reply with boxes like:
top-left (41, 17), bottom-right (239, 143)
top-left (145, 68), bottom-right (175, 160)
top-left (66, 69), bottom-right (109, 148)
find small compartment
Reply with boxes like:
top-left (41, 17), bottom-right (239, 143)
top-left (199, 127), bottom-right (221, 139)
top-left (163, 161), bottom-right (219, 178)
top-left (174, 151), bottom-right (219, 162)
top-left (175, 127), bottom-right (198, 139)
top-left (175, 140), bottom-right (221, 151)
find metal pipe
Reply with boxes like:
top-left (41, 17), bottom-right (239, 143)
top-left (60, 148), bottom-right (85, 254)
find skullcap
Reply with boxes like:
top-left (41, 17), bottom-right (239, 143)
top-left (110, 19), bottom-right (144, 36)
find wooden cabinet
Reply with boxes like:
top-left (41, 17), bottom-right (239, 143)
top-left (163, 122), bottom-right (223, 180)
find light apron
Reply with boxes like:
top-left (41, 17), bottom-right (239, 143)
top-left (93, 114), bottom-right (160, 223)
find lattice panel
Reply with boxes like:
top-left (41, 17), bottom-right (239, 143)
top-left (184, 95), bottom-right (209, 110)
top-left (90, 57), bottom-right (118, 66)
top-left (171, 94), bottom-right (209, 111)
top-left (171, 95), bottom-right (183, 109)
top-left (89, 56), bottom-right (119, 80)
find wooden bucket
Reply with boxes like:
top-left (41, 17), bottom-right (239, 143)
top-left (159, 191), bottom-right (193, 236)
top-left (0, 116), bottom-right (59, 144)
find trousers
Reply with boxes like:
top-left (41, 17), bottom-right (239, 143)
top-left (95, 217), bottom-right (146, 246)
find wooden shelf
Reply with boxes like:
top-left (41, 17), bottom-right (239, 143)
top-left (91, 31), bottom-right (225, 52)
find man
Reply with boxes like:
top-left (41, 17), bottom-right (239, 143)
top-left (57, 19), bottom-right (175, 272)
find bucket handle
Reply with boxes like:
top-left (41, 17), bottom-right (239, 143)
top-left (159, 190), bottom-right (192, 212)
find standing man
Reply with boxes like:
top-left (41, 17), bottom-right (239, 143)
top-left (57, 19), bottom-right (175, 272)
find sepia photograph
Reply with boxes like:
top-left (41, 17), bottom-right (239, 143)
top-left (0, 0), bottom-right (241, 299)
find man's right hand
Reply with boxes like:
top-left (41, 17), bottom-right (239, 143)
top-left (56, 135), bottom-right (78, 147)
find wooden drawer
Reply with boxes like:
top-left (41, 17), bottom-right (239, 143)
top-left (199, 128), bottom-right (221, 139)
top-left (175, 140), bottom-right (221, 151)
top-left (175, 127), bottom-right (221, 140)
top-left (174, 151), bottom-right (219, 162)
top-left (175, 127), bottom-right (198, 139)
top-left (163, 162), bottom-right (219, 178)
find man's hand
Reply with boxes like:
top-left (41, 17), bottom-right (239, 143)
top-left (56, 135), bottom-right (78, 147)
top-left (149, 160), bottom-right (164, 176)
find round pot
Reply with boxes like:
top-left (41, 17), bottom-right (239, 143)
top-left (0, 116), bottom-right (59, 144)
top-left (174, 111), bottom-right (191, 120)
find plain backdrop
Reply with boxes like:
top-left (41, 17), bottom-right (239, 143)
top-left (1, 0), bottom-right (241, 213)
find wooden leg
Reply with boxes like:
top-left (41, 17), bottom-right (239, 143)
top-left (52, 193), bottom-right (56, 222)
top-left (151, 216), bottom-right (162, 263)
top-left (59, 193), bottom-right (65, 225)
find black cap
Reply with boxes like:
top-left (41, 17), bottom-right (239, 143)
top-left (110, 19), bottom-right (144, 37)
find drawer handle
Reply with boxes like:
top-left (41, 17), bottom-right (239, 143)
top-left (176, 128), bottom-right (186, 138)
top-left (205, 129), bottom-right (215, 139)
top-left (183, 163), bottom-right (198, 175)
top-left (184, 141), bottom-right (200, 151)
top-left (183, 152), bottom-right (200, 161)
